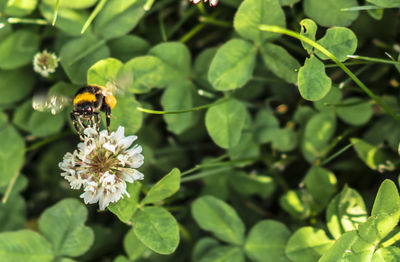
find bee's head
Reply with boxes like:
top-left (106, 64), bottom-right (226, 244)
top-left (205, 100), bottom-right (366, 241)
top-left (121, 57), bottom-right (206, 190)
top-left (75, 102), bottom-right (94, 117)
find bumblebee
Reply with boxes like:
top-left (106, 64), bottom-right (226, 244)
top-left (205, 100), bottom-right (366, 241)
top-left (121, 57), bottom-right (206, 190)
top-left (70, 85), bottom-right (117, 135)
top-left (33, 72), bottom-right (132, 137)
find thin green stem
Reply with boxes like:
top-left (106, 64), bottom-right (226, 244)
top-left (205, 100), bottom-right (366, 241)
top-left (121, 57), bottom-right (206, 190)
top-left (348, 55), bottom-right (400, 66)
top-left (144, 0), bottom-right (156, 11)
top-left (341, 5), bottom-right (384, 11)
top-left (197, 88), bottom-right (218, 99)
top-left (52, 0), bottom-right (61, 26)
top-left (324, 100), bottom-right (369, 108)
top-left (276, 38), bottom-right (306, 56)
top-left (319, 128), bottom-right (356, 164)
top-left (181, 166), bottom-right (232, 183)
top-left (167, 6), bottom-right (196, 38)
top-left (180, 11), bottom-right (219, 43)
top-left (259, 25), bottom-right (400, 122)
top-left (1, 171), bottom-right (20, 204)
top-left (270, 170), bottom-right (290, 192)
top-left (252, 76), bottom-right (283, 83)
top-left (137, 97), bottom-right (229, 115)
top-left (26, 131), bottom-right (70, 152)
top-left (68, 39), bottom-right (107, 66)
top-left (144, 0), bottom-right (173, 16)
top-left (181, 154), bottom-right (228, 176)
top-left (242, 198), bottom-right (271, 217)
top-left (178, 223), bottom-right (193, 243)
top-left (7, 17), bottom-right (48, 25)
top-left (320, 144), bottom-right (353, 166)
top-left (181, 157), bottom-right (260, 183)
top-left (158, 9), bottom-right (168, 41)
top-left (81, 0), bottom-right (108, 34)
top-left (372, 39), bottom-right (394, 50)
top-left (199, 16), bottom-right (231, 27)
top-left (196, 1), bottom-right (207, 15)
top-left (381, 230), bottom-right (400, 247)
top-left (338, 64), bottom-right (371, 89)
top-left (180, 23), bottom-right (205, 43)
top-left (325, 61), bottom-right (372, 68)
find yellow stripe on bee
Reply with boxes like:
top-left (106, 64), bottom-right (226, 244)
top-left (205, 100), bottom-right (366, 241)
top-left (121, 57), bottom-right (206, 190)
top-left (105, 95), bottom-right (117, 109)
top-left (73, 92), bottom-right (97, 105)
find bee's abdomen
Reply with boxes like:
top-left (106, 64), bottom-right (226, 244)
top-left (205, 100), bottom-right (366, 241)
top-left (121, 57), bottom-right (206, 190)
top-left (73, 92), bottom-right (97, 105)
top-left (105, 95), bottom-right (117, 109)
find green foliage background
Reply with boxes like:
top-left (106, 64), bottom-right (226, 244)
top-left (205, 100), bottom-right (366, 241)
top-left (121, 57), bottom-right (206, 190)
top-left (1, 0), bottom-right (400, 261)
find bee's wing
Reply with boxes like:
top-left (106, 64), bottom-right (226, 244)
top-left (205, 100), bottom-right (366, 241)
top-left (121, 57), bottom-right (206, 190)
top-left (32, 93), bottom-right (71, 115)
top-left (104, 70), bottom-right (134, 96)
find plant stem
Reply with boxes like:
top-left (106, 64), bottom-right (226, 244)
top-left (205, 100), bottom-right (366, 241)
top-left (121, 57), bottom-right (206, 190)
top-left (167, 6), bottom-right (196, 38)
top-left (325, 61), bottom-right (371, 68)
top-left (276, 37), bottom-right (306, 56)
top-left (338, 64), bottom-right (371, 89)
top-left (68, 39), bottom-right (107, 66)
top-left (81, 0), bottom-right (108, 34)
top-left (178, 223), bottom-right (193, 243)
top-left (347, 54), bottom-right (400, 66)
top-left (158, 8), bottom-right (168, 41)
top-left (259, 25), bottom-right (400, 122)
top-left (324, 100), bottom-right (369, 108)
top-left (181, 166), bottom-right (232, 183)
top-left (52, 0), bottom-right (61, 26)
top-left (181, 154), bottom-right (228, 176)
top-left (318, 128), bottom-right (357, 164)
top-left (199, 16), bottom-right (231, 27)
top-left (180, 23), bottom-right (205, 43)
top-left (341, 5), bottom-right (384, 11)
top-left (181, 157), bottom-right (260, 183)
top-left (270, 170), bottom-right (290, 192)
top-left (320, 144), bottom-right (353, 166)
top-left (179, 11), bottom-right (220, 43)
top-left (25, 131), bottom-right (70, 152)
top-left (7, 17), bottom-right (48, 25)
top-left (252, 76), bottom-right (283, 83)
top-left (1, 171), bottom-right (20, 204)
top-left (381, 230), bottom-right (400, 247)
top-left (196, 1), bottom-right (207, 15)
top-left (242, 198), bottom-right (271, 217)
top-left (137, 97), bottom-right (229, 115)
top-left (144, 0), bottom-right (155, 11)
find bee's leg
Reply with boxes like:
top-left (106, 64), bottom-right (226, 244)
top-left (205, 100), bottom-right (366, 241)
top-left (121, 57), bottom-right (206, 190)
top-left (94, 112), bottom-right (101, 131)
top-left (77, 116), bottom-right (88, 135)
top-left (105, 106), bottom-right (111, 134)
top-left (70, 112), bottom-right (83, 139)
top-left (89, 114), bottom-right (95, 128)
top-left (97, 113), bottom-right (101, 130)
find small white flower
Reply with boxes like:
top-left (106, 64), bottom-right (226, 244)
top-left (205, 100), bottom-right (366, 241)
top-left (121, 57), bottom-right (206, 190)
top-left (65, 173), bottom-right (87, 190)
top-left (80, 180), bottom-right (101, 204)
top-left (33, 50), bottom-right (60, 77)
top-left (59, 126), bottom-right (144, 210)
top-left (189, 0), bottom-right (219, 6)
top-left (118, 145), bottom-right (143, 168)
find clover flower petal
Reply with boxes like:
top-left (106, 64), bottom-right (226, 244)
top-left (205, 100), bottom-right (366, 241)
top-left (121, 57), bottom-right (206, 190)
top-left (59, 126), bottom-right (144, 210)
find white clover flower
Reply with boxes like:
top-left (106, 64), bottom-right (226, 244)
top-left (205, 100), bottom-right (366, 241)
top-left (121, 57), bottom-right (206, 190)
top-left (59, 126), bottom-right (144, 210)
top-left (189, 0), bottom-right (219, 7)
top-left (33, 50), bottom-right (60, 77)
